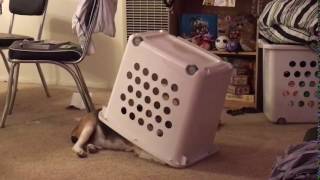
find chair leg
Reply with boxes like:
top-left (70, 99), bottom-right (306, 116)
top-left (8, 63), bottom-right (20, 115)
top-left (73, 64), bottom-right (95, 112)
top-left (0, 50), bottom-right (10, 73)
top-left (56, 63), bottom-right (92, 112)
top-left (36, 63), bottom-right (51, 98)
top-left (1, 63), bottom-right (18, 128)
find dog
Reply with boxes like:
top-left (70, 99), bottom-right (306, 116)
top-left (71, 109), bottom-right (165, 165)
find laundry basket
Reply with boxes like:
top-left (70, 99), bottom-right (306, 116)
top-left (261, 40), bottom-right (318, 124)
top-left (99, 31), bottom-right (233, 167)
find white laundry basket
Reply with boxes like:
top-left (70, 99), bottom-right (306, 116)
top-left (261, 40), bottom-right (318, 124)
top-left (99, 31), bottom-right (233, 167)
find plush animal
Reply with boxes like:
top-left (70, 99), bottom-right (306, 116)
top-left (215, 35), bottom-right (229, 51)
top-left (226, 15), bottom-right (257, 51)
top-left (199, 33), bottom-right (214, 50)
top-left (238, 15), bottom-right (256, 51)
top-left (226, 40), bottom-right (241, 52)
top-left (218, 15), bottom-right (232, 36)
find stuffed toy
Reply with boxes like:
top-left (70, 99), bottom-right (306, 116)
top-left (238, 15), bottom-right (256, 51)
top-left (215, 35), bottom-right (229, 51)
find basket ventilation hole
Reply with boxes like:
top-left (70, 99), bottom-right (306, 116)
top-left (304, 71), bottom-right (311, 78)
top-left (172, 98), bottom-right (180, 106)
top-left (147, 124), bottom-right (153, 131)
top-left (171, 84), bottom-right (178, 92)
top-left (288, 81), bottom-right (295, 87)
top-left (121, 107), bottom-right (127, 114)
top-left (145, 96), bottom-right (151, 104)
top-left (299, 81), bottom-right (305, 87)
top-left (146, 110), bottom-right (152, 117)
top-left (162, 93), bottom-right (169, 100)
top-left (153, 88), bottom-right (159, 95)
top-left (315, 71), bottom-right (320, 78)
top-left (128, 99), bottom-right (134, 106)
top-left (165, 121), bottom-right (172, 129)
top-left (300, 61), bottom-right (306, 67)
top-left (155, 115), bottom-right (162, 123)
top-left (307, 101), bottom-right (315, 108)
top-left (134, 63), bottom-right (140, 71)
top-left (298, 101), bottom-right (304, 107)
top-left (143, 82), bottom-right (150, 90)
top-left (164, 107), bottom-right (171, 115)
top-left (310, 61), bottom-right (317, 67)
top-left (288, 101), bottom-right (294, 107)
top-left (154, 101), bottom-right (161, 109)
top-left (152, 73), bottom-right (158, 81)
top-left (304, 91), bottom-right (310, 97)
top-left (138, 118), bottom-right (144, 126)
top-left (137, 104), bottom-right (143, 112)
top-left (136, 90), bottom-right (142, 98)
top-left (282, 90), bottom-right (289, 97)
top-left (128, 85), bottom-right (133, 93)
top-left (309, 81), bottom-right (315, 87)
top-left (135, 77), bottom-right (141, 84)
top-left (157, 129), bottom-right (164, 137)
top-left (283, 71), bottom-right (290, 78)
top-left (289, 61), bottom-right (296, 67)
top-left (294, 71), bottom-right (301, 78)
top-left (120, 94), bottom-right (126, 101)
top-left (161, 79), bottom-right (168, 86)
top-left (143, 68), bottom-right (149, 76)
top-left (129, 113), bottom-right (135, 120)
top-left (127, 71), bottom-right (133, 79)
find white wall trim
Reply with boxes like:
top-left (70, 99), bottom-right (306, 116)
top-left (0, 75), bottom-right (112, 90)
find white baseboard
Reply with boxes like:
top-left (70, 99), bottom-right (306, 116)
top-left (0, 75), bottom-right (112, 90)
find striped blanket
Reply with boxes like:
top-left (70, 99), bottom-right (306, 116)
top-left (258, 0), bottom-right (318, 45)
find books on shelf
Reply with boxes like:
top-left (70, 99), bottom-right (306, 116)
top-left (230, 75), bottom-right (249, 85)
top-left (225, 93), bottom-right (255, 103)
top-left (227, 85), bottom-right (250, 95)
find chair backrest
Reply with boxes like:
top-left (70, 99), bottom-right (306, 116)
top-left (8, 0), bottom-right (48, 40)
top-left (9, 0), bottom-right (47, 15)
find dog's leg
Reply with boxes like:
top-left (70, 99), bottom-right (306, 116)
top-left (87, 143), bottom-right (99, 154)
top-left (134, 148), bottom-right (166, 165)
top-left (93, 126), bottom-right (134, 152)
top-left (72, 125), bottom-right (95, 158)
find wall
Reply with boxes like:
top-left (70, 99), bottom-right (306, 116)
top-left (0, 0), bottom-right (127, 90)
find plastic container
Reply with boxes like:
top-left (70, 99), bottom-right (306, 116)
top-left (261, 40), bottom-right (318, 124)
top-left (99, 31), bottom-right (233, 167)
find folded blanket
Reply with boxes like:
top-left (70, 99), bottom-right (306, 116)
top-left (269, 141), bottom-right (319, 180)
top-left (258, 0), bottom-right (318, 45)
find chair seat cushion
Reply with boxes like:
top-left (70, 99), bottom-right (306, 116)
top-left (9, 40), bottom-right (83, 61)
top-left (0, 33), bottom-right (33, 48)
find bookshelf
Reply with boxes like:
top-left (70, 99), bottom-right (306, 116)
top-left (169, 0), bottom-right (263, 110)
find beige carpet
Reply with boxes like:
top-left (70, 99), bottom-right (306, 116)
top-left (0, 82), bottom-right (313, 180)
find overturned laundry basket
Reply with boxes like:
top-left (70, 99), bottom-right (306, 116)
top-left (99, 31), bottom-right (233, 167)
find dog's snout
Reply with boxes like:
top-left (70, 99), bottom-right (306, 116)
top-left (71, 136), bottom-right (78, 143)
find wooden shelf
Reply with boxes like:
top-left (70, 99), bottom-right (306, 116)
top-left (210, 50), bottom-right (257, 57)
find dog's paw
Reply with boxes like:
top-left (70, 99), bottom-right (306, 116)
top-left (72, 146), bottom-right (87, 158)
top-left (87, 144), bottom-right (99, 154)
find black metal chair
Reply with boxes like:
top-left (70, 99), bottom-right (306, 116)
top-left (0, 0), bottom-right (50, 98)
top-left (0, 0), bottom-right (98, 128)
